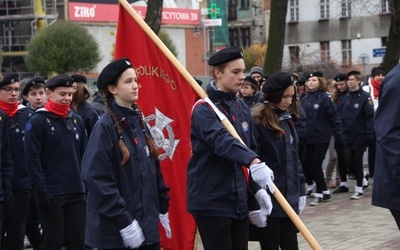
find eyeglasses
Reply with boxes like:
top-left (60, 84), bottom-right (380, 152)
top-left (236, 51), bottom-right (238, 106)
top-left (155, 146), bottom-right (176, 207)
top-left (0, 87), bottom-right (21, 94)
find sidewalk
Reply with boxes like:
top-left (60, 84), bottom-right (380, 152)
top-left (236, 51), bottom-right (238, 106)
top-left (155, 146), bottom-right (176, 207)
top-left (196, 179), bottom-right (400, 249)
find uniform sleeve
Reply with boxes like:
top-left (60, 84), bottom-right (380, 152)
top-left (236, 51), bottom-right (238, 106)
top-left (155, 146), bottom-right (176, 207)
top-left (191, 103), bottom-right (259, 167)
top-left (81, 120), bottom-right (133, 230)
top-left (375, 70), bottom-right (400, 184)
top-left (325, 96), bottom-right (344, 143)
top-left (25, 116), bottom-right (47, 193)
top-left (362, 95), bottom-right (375, 139)
top-left (1, 114), bottom-right (13, 189)
top-left (156, 161), bottom-right (170, 214)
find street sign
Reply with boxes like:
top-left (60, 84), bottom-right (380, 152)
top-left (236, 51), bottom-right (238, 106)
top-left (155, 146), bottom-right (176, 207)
top-left (373, 48), bottom-right (386, 57)
top-left (203, 18), bottom-right (222, 27)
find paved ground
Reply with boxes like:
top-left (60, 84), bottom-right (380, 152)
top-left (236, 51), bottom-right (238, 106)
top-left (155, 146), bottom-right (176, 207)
top-left (196, 178), bottom-right (400, 250)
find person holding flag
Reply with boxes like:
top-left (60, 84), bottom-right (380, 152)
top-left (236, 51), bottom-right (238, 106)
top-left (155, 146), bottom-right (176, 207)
top-left (187, 47), bottom-right (274, 249)
top-left (82, 58), bottom-right (171, 250)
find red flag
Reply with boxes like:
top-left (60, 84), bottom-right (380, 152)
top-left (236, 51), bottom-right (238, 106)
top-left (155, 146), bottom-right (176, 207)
top-left (115, 2), bottom-right (198, 250)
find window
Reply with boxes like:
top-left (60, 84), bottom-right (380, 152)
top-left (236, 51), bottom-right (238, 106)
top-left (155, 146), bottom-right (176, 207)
top-left (289, 0), bottom-right (299, 22)
top-left (381, 37), bottom-right (388, 47)
top-left (240, 0), bottom-right (249, 9)
top-left (240, 28), bottom-right (250, 48)
top-left (341, 0), bottom-right (351, 17)
top-left (228, 0), bottom-right (237, 21)
top-left (229, 28), bottom-right (251, 47)
top-left (320, 41), bottom-right (330, 61)
top-left (229, 29), bottom-right (240, 47)
top-left (341, 40), bottom-right (352, 66)
top-left (320, 0), bottom-right (330, 19)
top-left (289, 46), bottom-right (300, 65)
top-left (381, 0), bottom-right (390, 14)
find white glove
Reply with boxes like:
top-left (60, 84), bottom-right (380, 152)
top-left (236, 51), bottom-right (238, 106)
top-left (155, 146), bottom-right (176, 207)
top-left (248, 210), bottom-right (267, 228)
top-left (159, 212), bottom-right (172, 239)
top-left (255, 189), bottom-right (273, 217)
top-left (299, 196), bottom-right (306, 214)
top-left (250, 162), bottom-right (275, 193)
top-left (119, 220), bottom-right (145, 249)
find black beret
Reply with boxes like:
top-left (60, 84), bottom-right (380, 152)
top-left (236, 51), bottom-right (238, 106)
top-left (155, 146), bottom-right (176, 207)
top-left (45, 74), bottom-right (74, 89)
top-left (22, 77), bottom-right (45, 96)
top-left (371, 66), bottom-right (386, 77)
top-left (97, 58), bottom-right (133, 90)
top-left (244, 76), bottom-right (260, 92)
top-left (333, 73), bottom-right (347, 82)
top-left (296, 76), bottom-right (307, 86)
top-left (307, 71), bottom-right (323, 80)
top-left (347, 70), bottom-right (361, 77)
top-left (70, 74), bottom-right (87, 84)
top-left (262, 72), bottom-right (293, 93)
top-left (0, 72), bottom-right (19, 87)
top-left (208, 47), bottom-right (243, 66)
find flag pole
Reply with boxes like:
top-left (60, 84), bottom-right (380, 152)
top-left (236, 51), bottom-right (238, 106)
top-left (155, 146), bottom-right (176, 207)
top-left (117, 1), bottom-right (321, 249)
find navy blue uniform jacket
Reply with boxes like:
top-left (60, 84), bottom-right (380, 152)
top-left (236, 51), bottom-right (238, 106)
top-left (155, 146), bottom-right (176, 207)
top-left (8, 106), bottom-right (34, 190)
top-left (300, 89), bottom-right (343, 144)
top-left (75, 101), bottom-right (99, 137)
top-left (187, 82), bottom-right (259, 219)
top-left (372, 63), bottom-right (400, 211)
top-left (340, 88), bottom-right (374, 145)
top-left (0, 110), bottom-right (13, 201)
top-left (254, 109), bottom-right (305, 217)
top-left (82, 101), bottom-right (170, 249)
top-left (24, 109), bottom-right (87, 195)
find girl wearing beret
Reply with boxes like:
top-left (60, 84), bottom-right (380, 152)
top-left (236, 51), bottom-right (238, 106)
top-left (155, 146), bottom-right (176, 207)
top-left (81, 58), bottom-right (171, 250)
top-left (340, 71), bottom-right (374, 200)
top-left (70, 74), bottom-right (100, 138)
top-left (300, 72), bottom-right (344, 206)
top-left (250, 72), bottom-right (306, 249)
top-left (188, 47), bottom-right (274, 250)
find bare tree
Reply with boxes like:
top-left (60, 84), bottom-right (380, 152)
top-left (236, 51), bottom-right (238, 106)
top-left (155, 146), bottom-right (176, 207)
top-left (144, 0), bottom-right (163, 34)
top-left (263, 0), bottom-right (288, 74)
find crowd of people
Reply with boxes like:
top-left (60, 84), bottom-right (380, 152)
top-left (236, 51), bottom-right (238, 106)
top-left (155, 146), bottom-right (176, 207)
top-left (0, 46), bottom-right (398, 250)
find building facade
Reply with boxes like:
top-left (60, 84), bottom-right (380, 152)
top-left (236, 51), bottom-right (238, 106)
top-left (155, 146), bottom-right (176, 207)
top-left (283, 0), bottom-right (391, 75)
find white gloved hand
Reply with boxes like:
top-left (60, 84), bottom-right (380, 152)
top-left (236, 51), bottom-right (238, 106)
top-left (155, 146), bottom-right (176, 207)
top-left (255, 189), bottom-right (273, 217)
top-left (248, 210), bottom-right (267, 228)
top-left (250, 162), bottom-right (275, 193)
top-left (159, 212), bottom-right (172, 239)
top-left (119, 220), bottom-right (145, 249)
top-left (299, 196), bottom-right (306, 214)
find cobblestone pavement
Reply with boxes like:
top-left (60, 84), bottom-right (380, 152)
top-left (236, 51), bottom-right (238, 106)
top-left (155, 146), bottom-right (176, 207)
top-left (196, 179), bottom-right (400, 250)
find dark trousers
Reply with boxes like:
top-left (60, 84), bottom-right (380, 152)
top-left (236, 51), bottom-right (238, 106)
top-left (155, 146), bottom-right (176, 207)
top-left (302, 143), bottom-right (329, 193)
top-left (26, 196), bottom-right (42, 250)
top-left (368, 132), bottom-right (376, 177)
top-left (194, 216), bottom-right (249, 250)
top-left (0, 203), bottom-right (4, 248)
top-left (100, 243), bottom-right (160, 250)
top-left (38, 193), bottom-right (86, 250)
top-left (335, 141), bottom-right (347, 182)
top-left (343, 147), bottom-right (365, 187)
top-left (259, 217), bottom-right (298, 250)
top-left (390, 210), bottom-right (400, 230)
top-left (4, 189), bottom-right (32, 250)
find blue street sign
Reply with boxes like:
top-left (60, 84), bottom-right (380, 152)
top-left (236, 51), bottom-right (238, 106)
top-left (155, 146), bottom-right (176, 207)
top-left (373, 48), bottom-right (386, 57)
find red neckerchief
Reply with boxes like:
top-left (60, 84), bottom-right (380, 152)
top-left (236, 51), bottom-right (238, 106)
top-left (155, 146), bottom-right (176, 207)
top-left (45, 99), bottom-right (70, 118)
top-left (0, 100), bottom-right (18, 118)
top-left (370, 79), bottom-right (381, 99)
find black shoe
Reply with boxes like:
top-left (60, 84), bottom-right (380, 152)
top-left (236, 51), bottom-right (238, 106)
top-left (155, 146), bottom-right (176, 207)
top-left (333, 186), bottom-right (349, 193)
top-left (306, 190), bottom-right (314, 197)
top-left (323, 193), bottom-right (331, 202)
